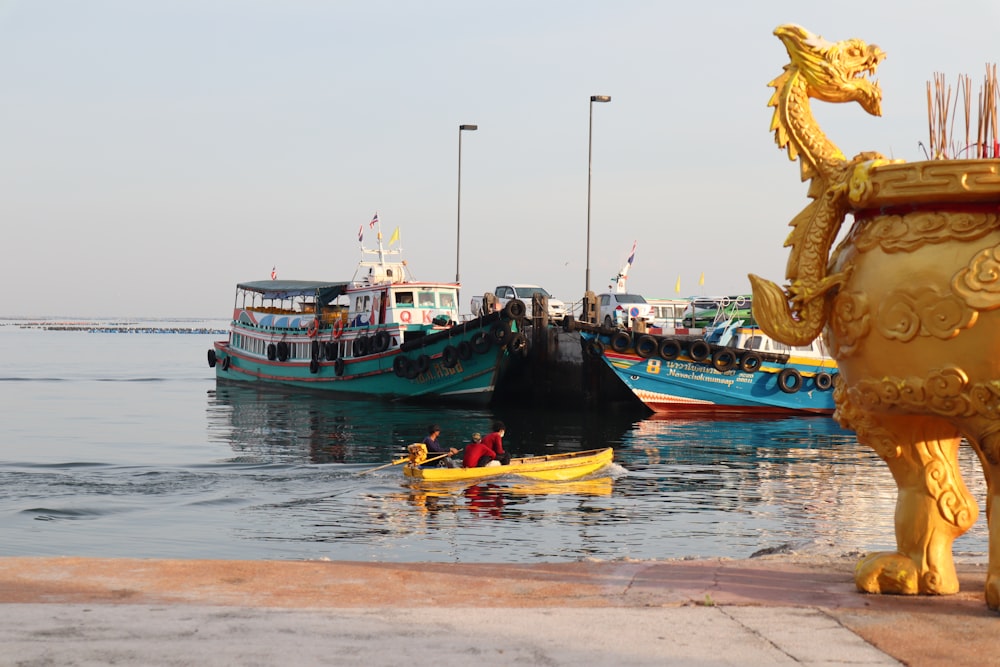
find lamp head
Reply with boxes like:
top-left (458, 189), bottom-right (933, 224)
top-left (590, 95), bottom-right (611, 103)
top-left (459, 124), bottom-right (478, 131)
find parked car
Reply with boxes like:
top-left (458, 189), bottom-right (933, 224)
top-left (598, 292), bottom-right (654, 329)
top-left (471, 284), bottom-right (567, 323)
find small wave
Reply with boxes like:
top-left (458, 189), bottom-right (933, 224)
top-left (21, 507), bottom-right (108, 521)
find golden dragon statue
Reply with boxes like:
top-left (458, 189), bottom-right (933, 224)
top-left (749, 24), bottom-right (888, 346)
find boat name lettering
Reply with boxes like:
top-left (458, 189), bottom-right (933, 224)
top-left (400, 310), bottom-right (412, 323)
top-left (415, 360), bottom-right (463, 383)
top-left (664, 366), bottom-right (747, 388)
top-left (646, 359), bottom-right (661, 375)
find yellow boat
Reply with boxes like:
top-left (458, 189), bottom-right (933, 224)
top-left (402, 447), bottom-right (614, 482)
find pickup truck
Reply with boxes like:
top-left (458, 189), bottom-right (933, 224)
top-left (471, 284), bottom-right (567, 323)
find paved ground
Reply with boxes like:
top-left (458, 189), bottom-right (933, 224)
top-left (0, 555), bottom-right (997, 666)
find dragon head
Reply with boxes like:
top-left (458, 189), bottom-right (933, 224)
top-left (773, 24), bottom-right (885, 117)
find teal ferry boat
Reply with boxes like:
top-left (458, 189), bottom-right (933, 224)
top-left (208, 238), bottom-right (523, 404)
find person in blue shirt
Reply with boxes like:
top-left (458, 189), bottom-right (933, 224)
top-left (422, 424), bottom-right (458, 467)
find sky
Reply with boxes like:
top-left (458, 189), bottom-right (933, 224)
top-left (3, 0), bottom-right (999, 318)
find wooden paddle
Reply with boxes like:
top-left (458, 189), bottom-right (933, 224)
top-left (355, 450), bottom-right (458, 476)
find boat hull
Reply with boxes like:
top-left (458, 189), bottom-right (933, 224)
top-left (404, 448), bottom-right (614, 482)
top-left (586, 330), bottom-right (837, 415)
top-left (211, 312), bottom-right (520, 405)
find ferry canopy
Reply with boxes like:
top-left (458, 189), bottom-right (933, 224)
top-left (237, 280), bottom-right (349, 304)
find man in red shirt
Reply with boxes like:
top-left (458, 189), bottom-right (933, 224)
top-left (462, 421), bottom-right (510, 467)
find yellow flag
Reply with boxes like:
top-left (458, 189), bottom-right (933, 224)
top-left (388, 226), bottom-right (400, 246)
top-left (674, 275), bottom-right (681, 294)
top-left (698, 272), bottom-right (705, 286)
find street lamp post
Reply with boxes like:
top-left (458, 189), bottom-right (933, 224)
top-left (586, 95), bottom-right (611, 295)
top-left (457, 124), bottom-right (478, 314)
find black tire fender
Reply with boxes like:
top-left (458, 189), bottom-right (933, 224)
top-left (586, 339), bottom-right (605, 357)
top-left (267, 343), bottom-right (277, 361)
top-left (635, 335), bottom-right (657, 359)
top-left (490, 321), bottom-right (511, 345)
top-left (777, 367), bottom-right (803, 393)
top-left (276, 341), bottom-right (289, 362)
top-left (507, 332), bottom-right (528, 353)
top-left (207, 349), bottom-right (217, 368)
top-left (503, 299), bottom-right (527, 319)
top-left (815, 371), bottom-right (833, 391)
top-left (740, 351), bottom-right (762, 373)
top-left (457, 341), bottom-right (474, 360)
top-left (334, 358), bottom-right (345, 377)
top-left (711, 348), bottom-right (738, 372)
top-left (309, 358), bottom-right (320, 374)
top-left (689, 340), bottom-right (711, 362)
top-left (658, 338), bottom-right (682, 361)
top-left (610, 331), bottom-right (632, 353)
top-left (393, 355), bottom-right (410, 377)
top-left (415, 354), bottom-right (430, 375)
top-left (471, 331), bottom-right (491, 354)
top-left (442, 345), bottom-right (460, 368)
top-left (373, 330), bottom-right (390, 353)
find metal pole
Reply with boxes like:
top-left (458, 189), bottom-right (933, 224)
top-left (586, 100), bottom-right (594, 294)
top-left (457, 124), bottom-right (477, 316)
top-left (586, 96), bottom-right (610, 295)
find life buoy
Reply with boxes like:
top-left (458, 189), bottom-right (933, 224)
top-left (334, 358), bottom-right (345, 376)
top-left (221, 355), bottom-right (231, 371)
top-left (610, 331), bottom-right (632, 353)
top-left (309, 358), bottom-right (320, 374)
top-left (635, 335), bottom-right (657, 359)
top-left (332, 318), bottom-right (344, 339)
top-left (507, 332), bottom-right (528, 353)
top-left (276, 341), bottom-right (289, 362)
top-left (711, 348), bottom-right (737, 372)
top-left (689, 340), bottom-right (711, 362)
top-left (503, 299), bottom-right (526, 319)
top-left (307, 318), bottom-right (319, 338)
top-left (373, 330), bottom-right (390, 353)
top-left (442, 345), bottom-right (460, 368)
top-left (658, 338), bottom-right (682, 361)
top-left (815, 371), bottom-right (833, 391)
top-left (777, 367), bottom-right (803, 393)
top-left (471, 331), bottom-right (491, 354)
top-left (740, 352), bottom-right (762, 373)
top-left (207, 349), bottom-right (217, 368)
top-left (586, 338), bottom-right (605, 357)
top-left (457, 341), bottom-right (474, 360)
top-left (267, 343), bottom-right (277, 361)
top-left (490, 321), bottom-right (511, 345)
top-left (393, 355), bottom-right (411, 377)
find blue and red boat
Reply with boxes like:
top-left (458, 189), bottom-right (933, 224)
top-left (582, 317), bottom-right (838, 415)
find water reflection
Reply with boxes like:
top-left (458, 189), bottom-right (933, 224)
top-left (203, 384), bottom-right (989, 562)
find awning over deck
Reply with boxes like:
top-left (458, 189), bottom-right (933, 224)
top-left (236, 281), bottom-right (349, 304)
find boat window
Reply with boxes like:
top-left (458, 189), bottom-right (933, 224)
top-left (418, 292), bottom-right (436, 307)
top-left (439, 292), bottom-right (456, 309)
top-left (744, 336), bottom-right (763, 350)
top-left (395, 292), bottom-right (414, 306)
top-left (771, 340), bottom-right (791, 353)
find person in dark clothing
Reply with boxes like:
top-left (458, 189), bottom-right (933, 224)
top-left (479, 421), bottom-right (510, 465)
top-left (422, 424), bottom-right (459, 467)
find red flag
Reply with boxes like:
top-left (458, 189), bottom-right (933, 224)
top-left (270, 266), bottom-right (277, 280)
top-left (369, 212), bottom-right (379, 229)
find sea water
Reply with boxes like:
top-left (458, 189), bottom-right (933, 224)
top-left (0, 319), bottom-right (989, 563)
